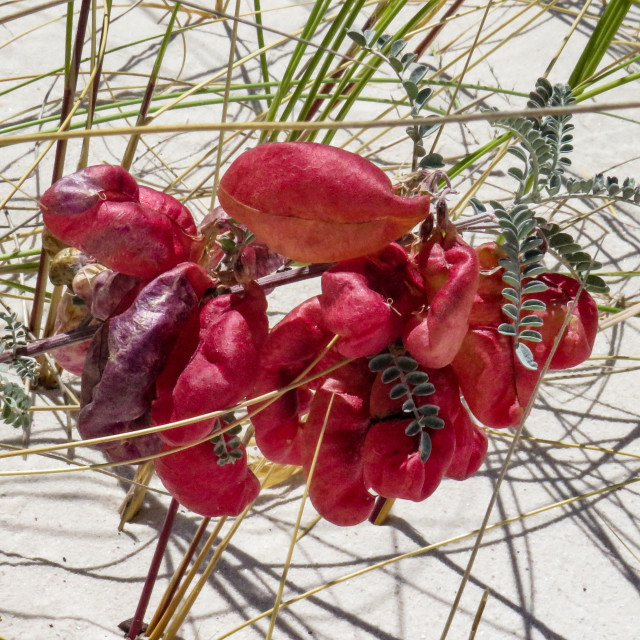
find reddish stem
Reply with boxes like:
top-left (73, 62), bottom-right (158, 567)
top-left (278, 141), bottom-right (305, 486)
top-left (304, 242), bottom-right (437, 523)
top-left (413, 0), bottom-right (465, 58)
top-left (4, 262), bottom-right (334, 364)
top-left (368, 495), bottom-right (388, 524)
top-left (126, 497), bottom-right (179, 639)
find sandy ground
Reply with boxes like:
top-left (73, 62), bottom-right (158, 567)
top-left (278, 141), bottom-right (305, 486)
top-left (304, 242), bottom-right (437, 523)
top-left (0, 2), bottom-right (639, 639)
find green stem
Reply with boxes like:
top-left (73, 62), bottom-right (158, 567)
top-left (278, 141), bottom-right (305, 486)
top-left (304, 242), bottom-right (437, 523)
top-left (0, 249), bottom-right (42, 262)
top-left (0, 279), bottom-right (51, 298)
top-left (121, 2), bottom-right (180, 170)
top-left (0, 262), bottom-right (41, 274)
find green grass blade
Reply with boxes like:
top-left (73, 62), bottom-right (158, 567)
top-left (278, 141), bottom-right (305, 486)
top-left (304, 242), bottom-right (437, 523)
top-left (321, 0), bottom-right (442, 145)
top-left (260, 0), bottom-right (333, 143)
top-left (121, 1), bottom-right (180, 169)
top-left (253, 0), bottom-right (271, 109)
top-left (569, 0), bottom-right (633, 89)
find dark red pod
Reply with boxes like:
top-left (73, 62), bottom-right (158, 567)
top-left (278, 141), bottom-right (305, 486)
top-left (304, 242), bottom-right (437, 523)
top-left (251, 297), bottom-right (333, 465)
top-left (218, 142), bottom-right (430, 263)
top-left (531, 272), bottom-right (598, 370)
top-left (78, 263), bottom-right (213, 462)
top-left (319, 243), bottom-right (423, 358)
top-left (152, 283), bottom-right (269, 446)
top-left (452, 328), bottom-right (526, 428)
top-left (154, 439), bottom-right (260, 517)
top-left (40, 165), bottom-right (203, 277)
top-left (403, 223), bottom-right (479, 369)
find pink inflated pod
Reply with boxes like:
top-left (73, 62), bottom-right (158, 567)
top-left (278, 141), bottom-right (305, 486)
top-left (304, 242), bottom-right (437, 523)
top-left (531, 273), bottom-right (598, 370)
top-left (218, 142), bottom-right (431, 263)
top-left (319, 243), bottom-right (423, 358)
top-left (301, 360), bottom-right (375, 526)
top-left (452, 328), bottom-right (525, 428)
top-left (453, 243), bottom-right (598, 428)
top-left (467, 242), bottom-right (507, 327)
top-left (403, 217), bottom-right (479, 369)
top-left (362, 418), bottom-right (455, 502)
top-left (40, 165), bottom-right (203, 278)
top-left (444, 405), bottom-right (488, 481)
top-left (154, 439), bottom-right (260, 517)
top-left (152, 283), bottom-right (269, 447)
top-left (138, 185), bottom-right (199, 236)
top-left (251, 297), bottom-right (333, 465)
top-left (364, 365), bottom-right (460, 501)
top-left (78, 263), bottom-right (214, 463)
top-left (71, 264), bottom-right (146, 322)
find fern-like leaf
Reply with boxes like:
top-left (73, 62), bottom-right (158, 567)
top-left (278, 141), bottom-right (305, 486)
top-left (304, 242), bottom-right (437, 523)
top-left (493, 202), bottom-right (548, 370)
top-left (536, 218), bottom-right (609, 293)
top-left (346, 30), bottom-right (437, 166)
top-left (492, 78), bottom-right (576, 202)
top-left (369, 351), bottom-right (441, 462)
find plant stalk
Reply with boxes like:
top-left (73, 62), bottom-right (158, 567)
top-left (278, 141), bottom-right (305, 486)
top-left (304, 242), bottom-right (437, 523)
top-left (126, 497), bottom-right (179, 640)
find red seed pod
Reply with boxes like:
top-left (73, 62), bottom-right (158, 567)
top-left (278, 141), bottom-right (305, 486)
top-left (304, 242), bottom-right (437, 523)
top-left (154, 439), bottom-right (260, 517)
top-left (452, 244), bottom-right (598, 428)
top-left (301, 360), bottom-right (375, 526)
top-left (403, 224), bottom-right (479, 369)
top-left (363, 366), bottom-right (479, 500)
top-left (362, 418), bottom-right (455, 502)
top-left (138, 185), bottom-right (198, 236)
top-left (534, 272), bottom-right (598, 370)
top-left (40, 165), bottom-right (203, 277)
top-left (152, 283), bottom-right (269, 446)
top-left (218, 142), bottom-right (430, 263)
top-left (453, 328), bottom-right (525, 428)
top-left (319, 243), bottom-right (423, 358)
top-left (251, 297), bottom-right (334, 465)
top-left (444, 406), bottom-right (488, 481)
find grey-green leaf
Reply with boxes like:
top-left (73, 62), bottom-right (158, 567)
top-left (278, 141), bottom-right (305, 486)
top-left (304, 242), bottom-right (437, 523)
top-left (406, 370), bottom-right (429, 385)
top-left (405, 420), bottom-right (422, 436)
top-left (413, 383), bottom-right (435, 396)
top-left (502, 303), bottom-right (519, 320)
top-left (369, 353), bottom-right (394, 371)
top-left (420, 416), bottom-right (445, 430)
top-left (396, 356), bottom-right (418, 372)
top-left (516, 342), bottom-right (538, 370)
top-left (420, 431), bottom-right (432, 463)
top-left (520, 314), bottom-right (544, 327)
top-left (498, 323), bottom-right (517, 336)
top-left (346, 29), bottom-right (367, 47)
top-left (417, 404), bottom-right (439, 416)
top-left (390, 383), bottom-right (409, 399)
top-left (403, 399), bottom-right (417, 413)
top-left (521, 299), bottom-right (546, 311)
top-left (382, 367), bottom-right (402, 383)
top-left (521, 281), bottom-right (547, 295)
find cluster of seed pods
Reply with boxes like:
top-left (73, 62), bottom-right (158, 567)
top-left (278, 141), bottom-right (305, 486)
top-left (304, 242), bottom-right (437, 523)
top-left (41, 166), bottom-right (269, 517)
top-left (250, 228), bottom-right (597, 524)
top-left (40, 141), bottom-right (598, 525)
